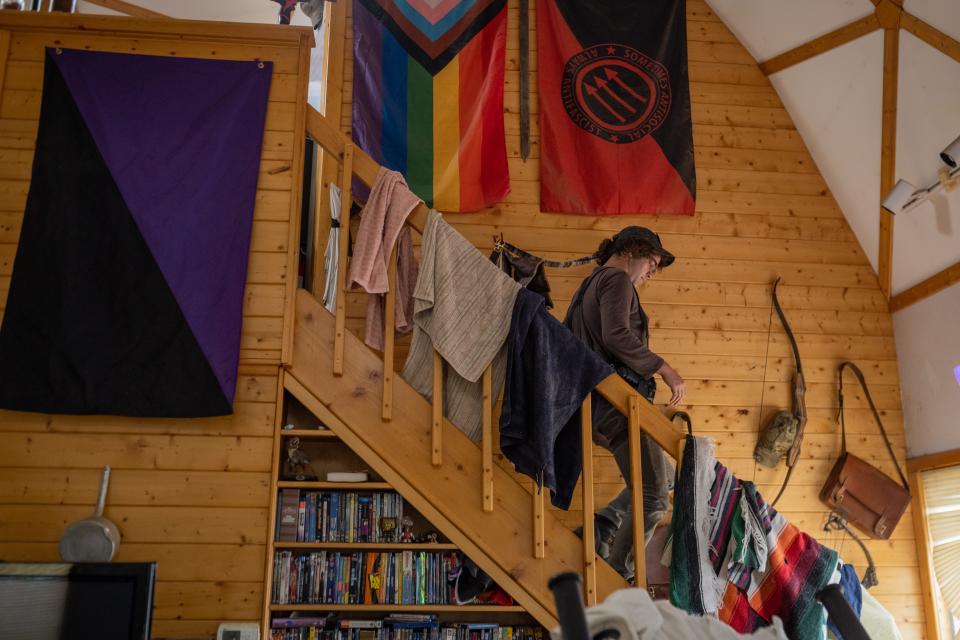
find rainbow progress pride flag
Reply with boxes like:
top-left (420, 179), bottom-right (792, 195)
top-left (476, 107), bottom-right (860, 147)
top-left (352, 0), bottom-right (509, 212)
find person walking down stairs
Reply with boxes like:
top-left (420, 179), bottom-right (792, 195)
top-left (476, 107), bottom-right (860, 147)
top-left (564, 227), bottom-right (687, 578)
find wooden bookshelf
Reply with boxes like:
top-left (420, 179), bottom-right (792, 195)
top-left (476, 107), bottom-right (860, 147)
top-left (264, 381), bottom-right (538, 637)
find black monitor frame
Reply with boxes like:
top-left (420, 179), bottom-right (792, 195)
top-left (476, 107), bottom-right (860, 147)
top-left (0, 562), bottom-right (157, 640)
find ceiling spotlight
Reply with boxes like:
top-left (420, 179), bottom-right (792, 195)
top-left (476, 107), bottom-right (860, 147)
top-left (881, 179), bottom-right (922, 215)
top-left (882, 133), bottom-right (960, 214)
top-left (941, 134), bottom-right (960, 168)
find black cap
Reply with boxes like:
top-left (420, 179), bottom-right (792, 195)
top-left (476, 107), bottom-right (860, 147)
top-left (612, 226), bottom-right (675, 268)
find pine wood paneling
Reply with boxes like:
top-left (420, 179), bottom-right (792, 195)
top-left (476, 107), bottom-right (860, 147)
top-left (335, 0), bottom-right (922, 634)
top-left (0, 13), bottom-right (310, 637)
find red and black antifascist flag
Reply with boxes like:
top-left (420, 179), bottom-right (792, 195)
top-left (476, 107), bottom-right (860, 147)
top-left (538, 0), bottom-right (696, 215)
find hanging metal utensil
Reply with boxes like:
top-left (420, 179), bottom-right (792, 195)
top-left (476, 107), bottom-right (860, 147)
top-left (60, 465), bottom-right (121, 562)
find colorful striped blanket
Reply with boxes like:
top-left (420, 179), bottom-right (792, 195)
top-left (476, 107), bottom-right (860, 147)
top-left (667, 436), bottom-right (838, 640)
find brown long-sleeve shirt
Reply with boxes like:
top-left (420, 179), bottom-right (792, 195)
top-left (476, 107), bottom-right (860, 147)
top-left (564, 266), bottom-right (664, 378)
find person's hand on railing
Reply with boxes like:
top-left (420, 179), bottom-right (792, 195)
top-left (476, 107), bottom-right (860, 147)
top-left (658, 362), bottom-right (686, 407)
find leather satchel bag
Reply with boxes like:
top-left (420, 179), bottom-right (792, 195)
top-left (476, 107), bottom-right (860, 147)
top-left (819, 362), bottom-right (910, 540)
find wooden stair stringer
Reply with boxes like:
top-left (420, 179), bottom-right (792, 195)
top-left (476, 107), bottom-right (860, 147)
top-left (287, 288), bottom-right (629, 627)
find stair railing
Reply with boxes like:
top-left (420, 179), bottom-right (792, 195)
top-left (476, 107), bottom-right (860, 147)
top-left (304, 105), bottom-right (685, 601)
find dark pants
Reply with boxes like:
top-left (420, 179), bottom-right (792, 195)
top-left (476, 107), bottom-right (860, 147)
top-left (591, 374), bottom-right (673, 576)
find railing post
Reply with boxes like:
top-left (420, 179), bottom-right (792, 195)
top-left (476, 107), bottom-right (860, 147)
top-left (332, 143), bottom-right (353, 376)
top-left (580, 394), bottom-right (597, 605)
top-left (533, 484), bottom-right (545, 558)
top-left (431, 349), bottom-right (443, 466)
top-left (482, 365), bottom-right (494, 512)
top-left (628, 395), bottom-right (647, 588)
top-left (381, 243), bottom-right (397, 420)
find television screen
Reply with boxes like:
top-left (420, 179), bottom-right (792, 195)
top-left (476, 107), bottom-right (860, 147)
top-left (0, 562), bottom-right (156, 640)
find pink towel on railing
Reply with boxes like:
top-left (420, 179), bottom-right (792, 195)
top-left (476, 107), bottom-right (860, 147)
top-left (365, 225), bottom-right (418, 350)
top-left (347, 167), bottom-right (421, 350)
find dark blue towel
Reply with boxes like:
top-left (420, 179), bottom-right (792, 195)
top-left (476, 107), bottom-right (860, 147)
top-left (499, 288), bottom-right (614, 509)
top-left (827, 563), bottom-right (863, 640)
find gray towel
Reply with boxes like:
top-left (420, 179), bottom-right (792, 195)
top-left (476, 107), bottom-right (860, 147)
top-left (401, 210), bottom-right (520, 441)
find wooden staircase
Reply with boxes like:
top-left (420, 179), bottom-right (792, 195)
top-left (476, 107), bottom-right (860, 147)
top-left (286, 288), bottom-right (629, 628)
top-left (286, 107), bottom-right (687, 629)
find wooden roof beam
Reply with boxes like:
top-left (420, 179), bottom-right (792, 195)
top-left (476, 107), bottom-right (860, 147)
top-left (878, 25), bottom-right (899, 299)
top-left (889, 260), bottom-right (960, 312)
top-left (758, 14), bottom-right (880, 75)
top-left (901, 12), bottom-right (960, 65)
top-left (83, 0), bottom-right (170, 19)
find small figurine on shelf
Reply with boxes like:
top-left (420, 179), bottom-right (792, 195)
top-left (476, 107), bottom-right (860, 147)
top-left (400, 516), bottom-right (415, 543)
top-left (380, 517), bottom-right (398, 542)
top-left (417, 530), bottom-right (440, 544)
top-left (282, 437), bottom-right (317, 481)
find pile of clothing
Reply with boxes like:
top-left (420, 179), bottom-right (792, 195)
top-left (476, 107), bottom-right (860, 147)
top-left (665, 435), bottom-right (903, 640)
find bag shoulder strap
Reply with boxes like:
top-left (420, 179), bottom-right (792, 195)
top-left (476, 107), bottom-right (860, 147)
top-left (564, 266), bottom-right (611, 325)
top-left (838, 361), bottom-right (909, 491)
top-left (501, 240), bottom-right (596, 269)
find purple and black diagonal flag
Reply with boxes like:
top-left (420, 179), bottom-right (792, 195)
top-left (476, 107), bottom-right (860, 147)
top-left (0, 49), bottom-right (272, 417)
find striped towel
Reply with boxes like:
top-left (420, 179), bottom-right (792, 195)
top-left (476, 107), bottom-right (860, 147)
top-left (401, 210), bottom-right (520, 441)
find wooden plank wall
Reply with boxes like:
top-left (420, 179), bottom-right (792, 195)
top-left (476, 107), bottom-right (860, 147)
top-left (336, 1), bottom-right (926, 636)
top-left (0, 14), bottom-right (311, 639)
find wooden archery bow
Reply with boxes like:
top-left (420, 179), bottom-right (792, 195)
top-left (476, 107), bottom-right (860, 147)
top-left (770, 277), bottom-right (807, 507)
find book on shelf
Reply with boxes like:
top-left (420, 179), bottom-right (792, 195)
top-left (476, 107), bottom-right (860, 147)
top-left (298, 495), bottom-right (308, 542)
top-left (327, 471), bottom-right (370, 482)
top-left (273, 617), bottom-right (328, 629)
top-left (280, 489), bottom-right (302, 542)
top-left (340, 620), bottom-right (383, 629)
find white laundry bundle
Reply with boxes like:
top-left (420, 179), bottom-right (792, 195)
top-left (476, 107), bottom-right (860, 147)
top-left (551, 588), bottom-right (789, 640)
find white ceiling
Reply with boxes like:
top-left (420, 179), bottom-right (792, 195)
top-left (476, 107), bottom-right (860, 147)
top-left (769, 31), bottom-right (884, 276)
top-left (708, 0), bottom-right (874, 62)
top-left (707, 0), bottom-right (960, 296)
